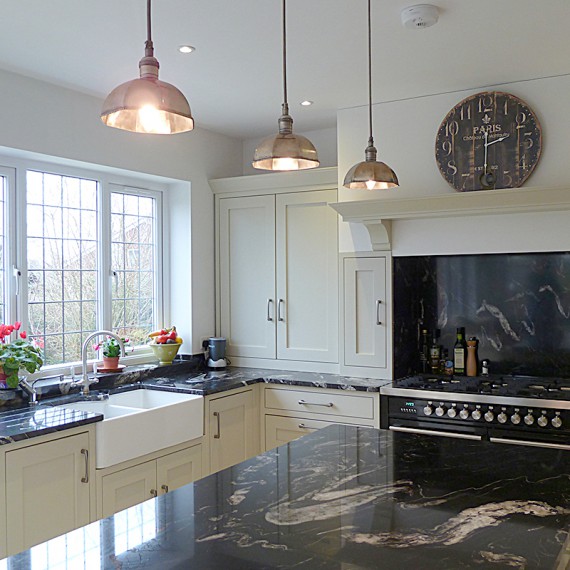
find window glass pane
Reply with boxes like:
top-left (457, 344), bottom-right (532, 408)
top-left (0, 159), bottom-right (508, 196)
top-left (27, 171), bottom-right (99, 365)
top-left (111, 191), bottom-right (156, 346)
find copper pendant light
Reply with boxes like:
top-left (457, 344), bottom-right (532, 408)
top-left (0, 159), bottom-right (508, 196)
top-left (252, 0), bottom-right (319, 171)
top-left (101, 0), bottom-right (194, 134)
top-left (343, 0), bottom-right (398, 189)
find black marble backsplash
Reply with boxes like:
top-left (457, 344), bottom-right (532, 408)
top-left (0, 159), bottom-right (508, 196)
top-left (394, 252), bottom-right (570, 379)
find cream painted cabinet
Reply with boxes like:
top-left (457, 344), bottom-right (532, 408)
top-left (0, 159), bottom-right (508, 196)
top-left (100, 444), bottom-right (202, 519)
top-left (341, 255), bottom-right (391, 378)
top-left (208, 389), bottom-right (258, 474)
top-left (6, 431), bottom-right (91, 555)
top-left (218, 189), bottom-right (338, 366)
top-left (262, 385), bottom-right (379, 452)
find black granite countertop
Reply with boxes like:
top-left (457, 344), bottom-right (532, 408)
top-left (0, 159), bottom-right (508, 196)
top-left (0, 364), bottom-right (388, 445)
top-left (6, 425), bottom-right (570, 568)
top-left (0, 405), bottom-right (102, 445)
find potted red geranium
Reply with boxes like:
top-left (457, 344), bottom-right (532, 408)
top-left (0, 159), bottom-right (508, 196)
top-left (0, 322), bottom-right (43, 388)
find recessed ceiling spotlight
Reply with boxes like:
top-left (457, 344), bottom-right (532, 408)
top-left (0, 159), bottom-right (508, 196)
top-left (401, 4), bottom-right (439, 29)
top-left (178, 45), bottom-right (196, 54)
top-left (300, 100), bottom-right (313, 106)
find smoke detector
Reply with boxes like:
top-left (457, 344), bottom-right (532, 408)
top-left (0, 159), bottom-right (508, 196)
top-left (401, 4), bottom-right (439, 29)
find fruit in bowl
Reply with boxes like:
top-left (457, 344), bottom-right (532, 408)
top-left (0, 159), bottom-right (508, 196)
top-left (149, 326), bottom-right (183, 365)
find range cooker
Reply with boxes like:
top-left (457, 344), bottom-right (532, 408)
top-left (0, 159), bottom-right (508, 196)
top-left (381, 374), bottom-right (570, 450)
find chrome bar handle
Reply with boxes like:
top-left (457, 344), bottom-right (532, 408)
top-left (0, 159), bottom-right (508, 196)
top-left (376, 300), bottom-right (382, 325)
top-left (298, 399), bottom-right (334, 408)
top-left (267, 299), bottom-right (274, 322)
top-left (389, 426), bottom-right (482, 440)
top-left (81, 449), bottom-right (89, 483)
top-left (490, 437), bottom-right (570, 451)
top-left (213, 411), bottom-right (221, 439)
top-left (161, 484), bottom-right (169, 493)
top-left (298, 423), bottom-right (310, 429)
top-left (277, 299), bottom-right (285, 322)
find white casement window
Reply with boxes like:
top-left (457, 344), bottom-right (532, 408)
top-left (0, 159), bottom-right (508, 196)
top-left (0, 160), bottom-right (165, 374)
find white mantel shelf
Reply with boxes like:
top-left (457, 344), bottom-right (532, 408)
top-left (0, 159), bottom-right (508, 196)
top-left (329, 185), bottom-right (570, 250)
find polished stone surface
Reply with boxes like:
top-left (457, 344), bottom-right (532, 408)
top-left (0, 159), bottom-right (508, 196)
top-left (394, 252), bottom-right (570, 379)
top-left (0, 405), bottom-right (101, 445)
top-left (0, 365), bottom-right (387, 444)
top-left (7, 426), bottom-right (570, 568)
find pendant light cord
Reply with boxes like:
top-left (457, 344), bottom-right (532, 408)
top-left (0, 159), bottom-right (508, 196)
top-left (367, 0), bottom-right (374, 147)
top-left (145, 0), bottom-right (154, 56)
top-left (282, 0), bottom-right (288, 111)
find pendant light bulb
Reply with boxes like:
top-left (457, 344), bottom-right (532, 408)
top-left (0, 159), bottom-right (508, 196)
top-left (252, 0), bottom-right (319, 171)
top-left (101, 0), bottom-right (194, 134)
top-left (343, 0), bottom-right (398, 189)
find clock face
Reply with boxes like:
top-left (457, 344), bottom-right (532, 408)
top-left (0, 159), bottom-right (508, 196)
top-left (435, 91), bottom-right (542, 192)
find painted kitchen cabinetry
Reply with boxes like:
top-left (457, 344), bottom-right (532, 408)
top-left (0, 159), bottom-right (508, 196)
top-left (5, 428), bottom-right (94, 556)
top-left (214, 168), bottom-right (339, 372)
top-left (262, 385), bottom-right (379, 451)
top-left (206, 388), bottom-right (259, 475)
top-left (340, 253), bottom-right (392, 379)
top-left (98, 442), bottom-right (202, 519)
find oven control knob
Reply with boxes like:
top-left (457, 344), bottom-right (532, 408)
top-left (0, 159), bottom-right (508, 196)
top-left (484, 410), bottom-right (495, 422)
top-left (435, 405), bottom-right (446, 417)
top-left (497, 412), bottom-right (508, 424)
top-left (524, 413), bottom-right (535, 425)
top-left (423, 405), bottom-right (434, 416)
top-left (552, 415), bottom-right (562, 429)
top-left (537, 415), bottom-right (548, 428)
top-left (510, 413), bottom-right (521, 425)
top-left (471, 409), bottom-right (482, 421)
top-left (447, 407), bottom-right (457, 418)
top-left (459, 408), bottom-right (470, 420)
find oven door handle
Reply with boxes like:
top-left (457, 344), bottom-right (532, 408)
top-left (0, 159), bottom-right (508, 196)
top-left (389, 426), bottom-right (482, 441)
top-left (489, 437), bottom-right (570, 451)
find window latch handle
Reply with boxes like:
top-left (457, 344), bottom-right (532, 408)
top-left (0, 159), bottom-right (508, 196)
top-left (13, 266), bottom-right (21, 296)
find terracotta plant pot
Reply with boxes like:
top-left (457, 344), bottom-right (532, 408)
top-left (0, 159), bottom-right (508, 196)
top-left (102, 356), bottom-right (120, 370)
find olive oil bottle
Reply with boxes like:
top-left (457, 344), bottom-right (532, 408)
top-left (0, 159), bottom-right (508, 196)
top-left (453, 327), bottom-right (466, 375)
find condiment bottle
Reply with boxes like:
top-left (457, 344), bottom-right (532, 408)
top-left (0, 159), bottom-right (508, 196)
top-left (466, 337), bottom-right (478, 377)
top-left (453, 328), bottom-right (466, 375)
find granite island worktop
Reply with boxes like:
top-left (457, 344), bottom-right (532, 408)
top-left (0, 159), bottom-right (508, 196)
top-left (5, 425), bottom-right (570, 569)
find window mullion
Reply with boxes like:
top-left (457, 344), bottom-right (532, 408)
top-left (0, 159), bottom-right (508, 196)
top-left (13, 166), bottom-right (27, 329)
top-left (99, 179), bottom-right (113, 331)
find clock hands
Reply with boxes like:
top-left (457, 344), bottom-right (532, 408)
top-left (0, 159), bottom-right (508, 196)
top-left (484, 133), bottom-right (510, 147)
top-left (480, 131), bottom-right (496, 189)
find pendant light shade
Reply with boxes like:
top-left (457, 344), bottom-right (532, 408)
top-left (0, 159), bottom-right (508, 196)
top-left (101, 0), bottom-right (194, 134)
top-left (343, 0), bottom-right (398, 189)
top-left (253, 0), bottom-right (319, 171)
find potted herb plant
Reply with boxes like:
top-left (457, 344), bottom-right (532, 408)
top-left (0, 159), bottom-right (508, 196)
top-left (93, 336), bottom-right (130, 371)
top-left (0, 322), bottom-right (43, 388)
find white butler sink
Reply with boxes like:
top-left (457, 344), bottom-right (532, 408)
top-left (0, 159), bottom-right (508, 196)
top-left (60, 390), bottom-right (204, 468)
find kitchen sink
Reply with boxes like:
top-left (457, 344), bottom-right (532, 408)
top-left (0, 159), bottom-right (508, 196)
top-left (59, 389), bottom-right (204, 468)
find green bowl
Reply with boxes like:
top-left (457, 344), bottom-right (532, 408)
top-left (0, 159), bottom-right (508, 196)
top-left (150, 343), bottom-right (181, 365)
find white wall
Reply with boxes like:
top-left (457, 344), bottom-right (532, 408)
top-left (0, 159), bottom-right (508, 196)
top-left (242, 127), bottom-right (337, 175)
top-left (337, 75), bottom-right (570, 254)
top-left (0, 68), bottom-right (243, 354)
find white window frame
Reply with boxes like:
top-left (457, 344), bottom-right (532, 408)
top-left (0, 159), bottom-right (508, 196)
top-left (0, 156), bottom-right (169, 378)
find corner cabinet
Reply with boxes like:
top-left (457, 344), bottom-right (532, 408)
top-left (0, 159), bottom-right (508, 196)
top-left (214, 168), bottom-right (339, 371)
top-left (340, 253), bottom-right (392, 379)
top-left (4, 427), bottom-right (95, 556)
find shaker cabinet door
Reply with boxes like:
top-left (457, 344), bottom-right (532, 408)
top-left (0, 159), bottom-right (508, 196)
top-left (6, 432), bottom-right (91, 554)
top-left (343, 256), bottom-right (387, 369)
top-left (219, 195), bottom-right (276, 359)
top-left (276, 189), bottom-right (338, 363)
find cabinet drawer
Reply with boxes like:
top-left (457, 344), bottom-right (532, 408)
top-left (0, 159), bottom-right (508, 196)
top-left (265, 415), bottom-right (335, 450)
top-left (264, 388), bottom-right (375, 420)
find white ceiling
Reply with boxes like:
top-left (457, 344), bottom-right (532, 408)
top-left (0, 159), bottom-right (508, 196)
top-left (1, 0), bottom-right (569, 139)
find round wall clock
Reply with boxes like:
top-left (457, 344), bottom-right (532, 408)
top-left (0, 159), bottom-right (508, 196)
top-left (435, 91), bottom-right (542, 192)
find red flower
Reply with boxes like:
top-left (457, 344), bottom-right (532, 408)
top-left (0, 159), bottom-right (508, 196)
top-left (13, 322), bottom-right (21, 331)
top-left (19, 331), bottom-right (27, 339)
